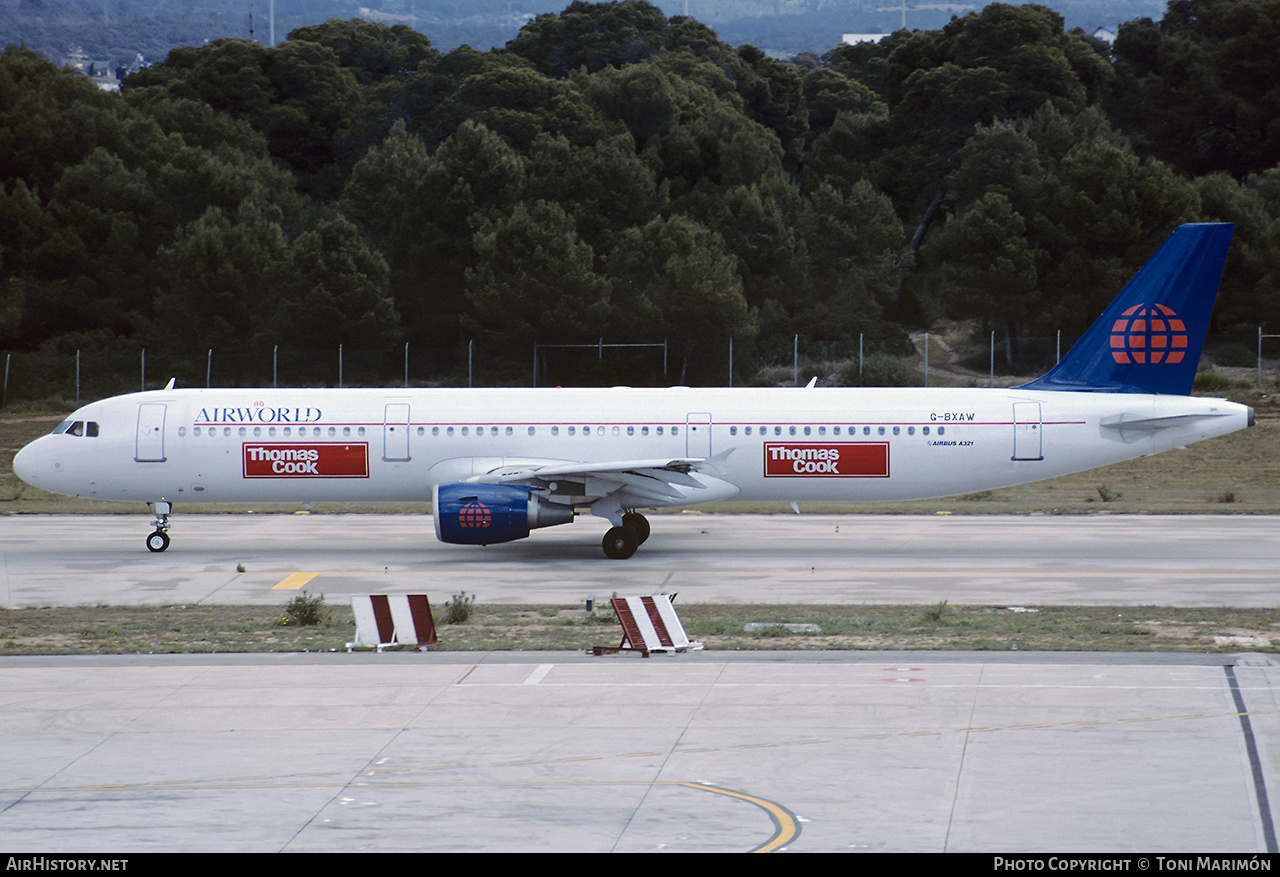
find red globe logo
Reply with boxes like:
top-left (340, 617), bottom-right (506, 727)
top-left (1110, 304), bottom-right (1188, 364)
top-left (458, 501), bottom-right (491, 528)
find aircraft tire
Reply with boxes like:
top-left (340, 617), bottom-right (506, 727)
top-left (146, 530), bottom-right (170, 553)
top-left (622, 513), bottom-right (650, 545)
top-left (602, 526), bottom-right (639, 560)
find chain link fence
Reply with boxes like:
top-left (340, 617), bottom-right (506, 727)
top-left (3, 331), bottom-right (1278, 407)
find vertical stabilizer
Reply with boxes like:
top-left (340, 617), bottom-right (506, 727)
top-left (1018, 223), bottom-right (1233, 395)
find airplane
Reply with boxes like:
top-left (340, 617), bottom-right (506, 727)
top-left (12, 222), bottom-right (1254, 559)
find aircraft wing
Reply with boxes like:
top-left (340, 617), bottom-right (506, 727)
top-left (468, 452), bottom-right (739, 506)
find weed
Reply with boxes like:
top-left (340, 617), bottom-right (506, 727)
top-left (1217, 491), bottom-right (1237, 503)
top-left (921, 600), bottom-right (949, 623)
top-left (1095, 484), bottom-right (1122, 503)
top-left (274, 591), bottom-right (331, 627)
top-left (443, 591), bottom-right (476, 625)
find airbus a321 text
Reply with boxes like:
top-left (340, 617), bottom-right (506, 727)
top-left (13, 223), bottom-right (1255, 559)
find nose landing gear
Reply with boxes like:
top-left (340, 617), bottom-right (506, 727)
top-left (146, 500), bottom-right (172, 552)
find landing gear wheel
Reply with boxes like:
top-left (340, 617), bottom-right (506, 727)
top-left (146, 530), bottom-right (170, 553)
top-left (602, 526), bottom-right (639, 560)
top-left (622, 513), bottom-right (650, 545)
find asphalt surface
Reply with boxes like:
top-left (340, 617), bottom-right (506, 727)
top-left (1, 513), bottom-right (1277, 852)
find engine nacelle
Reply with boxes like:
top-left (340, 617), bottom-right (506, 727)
top-left (433, 483), bottom-right (574, 545)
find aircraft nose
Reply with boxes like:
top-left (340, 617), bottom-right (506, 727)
top-left (12, 439), bottom-right (51, 489)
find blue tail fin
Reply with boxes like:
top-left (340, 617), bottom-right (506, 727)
top-left (1018, 222), bottom-right (1233, 395)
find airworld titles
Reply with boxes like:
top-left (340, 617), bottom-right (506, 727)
top-left (195, 407), bottom-right (322, 424)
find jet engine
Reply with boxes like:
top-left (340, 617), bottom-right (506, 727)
top-left (433, 483), bottom-right (574, 545)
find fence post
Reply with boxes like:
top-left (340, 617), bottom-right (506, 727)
top-left (728, 336), bottom-right (733, 388)
top-left (793, 335), bottom-right (798, 386)
top-left (924, 333), bottom-right (929, 387)
top-left (76, 350), bottom-right (81, 402)
top-left (206, 349), bottom-right (212, 388)
top-left (338, 344), bottom-right (343, 388)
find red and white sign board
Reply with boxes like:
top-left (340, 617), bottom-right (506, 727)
top-left (594, 595), bottom-right (701, 657)
top-left (346, 594), bottom-right (439, 651)
top-left (242, 443), bottom-right (369, 478)
top-left (763, 442), bottom-right (889, 478)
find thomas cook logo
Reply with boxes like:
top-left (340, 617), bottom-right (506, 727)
top-left (458, 500), bottom-right (491, 528)
top-left (1110, 304), bottom-right (1188, 364)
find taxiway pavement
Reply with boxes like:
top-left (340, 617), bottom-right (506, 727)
top-left (0, 512), bottom-right (1275, 607)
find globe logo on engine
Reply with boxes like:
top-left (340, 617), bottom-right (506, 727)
top-left (458, 500), bottom-right (491, 528)
top-left (1110, 303), bottom-right (1187, 364)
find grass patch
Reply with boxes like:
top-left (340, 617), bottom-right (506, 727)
top-left (5, 603), bottom-right (1276, 655)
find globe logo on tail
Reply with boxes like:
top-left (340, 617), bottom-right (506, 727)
top-left (1110, 304), bottom-right (1188, 364)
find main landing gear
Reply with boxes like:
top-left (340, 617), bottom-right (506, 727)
top-left (146, 500), bottom-right (172, 552)
top-left (602, 512), bottom-right (650, 560)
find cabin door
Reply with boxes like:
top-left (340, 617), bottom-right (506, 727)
top-left (135, 403), bottom-right (167, 462)
top-left (384, 403), bottom-right (411, 461)
top-left (1012, 402), bottom-right (1043, 461)
top-left (686, 412), bottom-right (712, 458)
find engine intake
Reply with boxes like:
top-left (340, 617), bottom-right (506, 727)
top-left (433, 483), bottom-right (574, 545)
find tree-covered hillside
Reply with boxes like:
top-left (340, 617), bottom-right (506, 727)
top-left (2, 1), bottom-right (1278, 389)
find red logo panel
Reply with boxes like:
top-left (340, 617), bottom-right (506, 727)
top-left (1110, 303), bottom-right (1188, 364)
top-left (458, 501), bottom-right (491, 528)
top-left (243, 443), bottom-right (369, 478)
top-left (764, 443), bottom-right (889, 478)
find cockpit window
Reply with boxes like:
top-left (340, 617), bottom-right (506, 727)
top-left (51, 420), bottom-right (98, 436)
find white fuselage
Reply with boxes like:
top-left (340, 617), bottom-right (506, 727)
top-left (13, 386), bottom-right (1252, 507)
